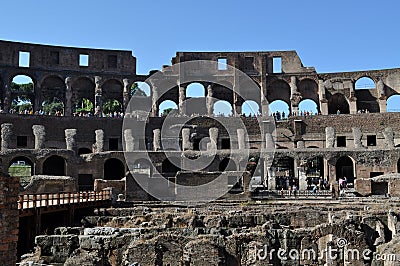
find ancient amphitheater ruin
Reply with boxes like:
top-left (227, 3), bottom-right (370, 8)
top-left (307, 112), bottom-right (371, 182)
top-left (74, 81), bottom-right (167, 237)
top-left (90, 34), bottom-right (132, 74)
top-left (0, 40), bottom-right (400, 265)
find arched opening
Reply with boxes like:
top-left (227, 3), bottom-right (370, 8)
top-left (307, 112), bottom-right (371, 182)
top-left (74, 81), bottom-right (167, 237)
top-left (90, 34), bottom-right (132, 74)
top-left (10, 75), bottom-right (34, 114)
top-left (269, 100), bottom-right (290, 119)
top-left (132, 159), bottom-right (153, 177)
top-left (219, 157), bottom-right (237, 172)
top-left (272, 157), bottom-right (295, 190)
top-left (131, 82), bottom-right (151, 97)
top-left (41, 76), bottom-right (66, 115)
top-left (42, 155), bottom-right (66, 176)
top-left (102, 99), bottom-right (122, 116)
top-left (355, 77), bottom-right (379, 113)
top-left (186, 83), bottom-right (205, 98)
top-left (161, 158), bottom-right (181, 177)
top-left (267, 80), bottom-right (291, 108)
top-left (355, 77), bottom-right (376, 90)
top-left (213, 100), bottom-right (232, 116)
top-left (73, 98), bottom-right (94, 116)
top-left (305, 157), bottom-right (326, 190)
top-left (8, 156), bottom-right (34, 186)
top-left (387, 95), bottom-right (400, 112)
top-left (298, 99), bottom-right (318, 115)
top-left (242, 100), bottom-right (260, 116)
top-left (298, 79), bottom-right (319, 109)
top-left (78, 147), bottom-right (92, 155)
top-left (104, 158), bottom-right (125, 180)
top-left (335, 156), bottom-right (355, 187)
top-left (159, 100), bottom-right (178, 117)
top-left (72, 77), bottom-right (95, 115)
top-left (41, 97), bottom-right (64, 115)
top-left (328, 93), bottom-right (349, 114)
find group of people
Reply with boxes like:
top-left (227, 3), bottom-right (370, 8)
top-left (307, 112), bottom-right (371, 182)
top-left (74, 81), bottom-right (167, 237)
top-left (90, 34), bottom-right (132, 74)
top-left (272, 110), bottom-right (319, 121)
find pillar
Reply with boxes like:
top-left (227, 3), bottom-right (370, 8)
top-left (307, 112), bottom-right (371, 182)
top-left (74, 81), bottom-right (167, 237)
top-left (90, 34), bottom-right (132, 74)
top-left (377, 79), bottom-right (387, 113)
top-left (325, 127), bottom-right (335, 148)
top-left (1, 123), bottom-right (13, 151)
top-left (151, 84), bottom-right (159, 117)
top-left (237, 128), bottom-right (245, 150)
top-left (207, 127), bottom-right (218, 151)
top-left (94, 129), bottom-right (104, 153)
top-left (3, 84), bottom-right (11, 113)
top-left (206, 84), bottom-right (214, 115)
top-left (65, 77), bottom-right (73, 116)
top-left (352, 127), bottom-right (363, 148)
top-left (265, 159), bottom-right (275, 190)
top-left (0, 173), bottom-right (19, 266)
top-left (318, 80), bottom-right (328, 115)
top-left (265, 133), bottom-right (275, 150)
top-left (32, 125), bottom-right (46, 149)
top-left (65, 129), bottom-right (77, 151)
top-left (94, 76), bottom-right (102, 116)
top-left (124, 129), bottom-right (135, 152)
top-left (290, 76), bottom-right (301, 115)
top-left (153, 129), bottom-right (161, 151)
top-left (123, 78), bottom-right (131, 112)
top-left (296, 159), bottom-right (307, 191)
top-left (178, 84), bottom-right (186, 115)
top-left (181, 128), bottom-right (191, 151)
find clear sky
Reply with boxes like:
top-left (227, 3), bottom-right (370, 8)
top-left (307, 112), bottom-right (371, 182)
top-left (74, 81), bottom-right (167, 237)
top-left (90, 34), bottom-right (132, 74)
top-left (2, 0), bottom-right (400, 113)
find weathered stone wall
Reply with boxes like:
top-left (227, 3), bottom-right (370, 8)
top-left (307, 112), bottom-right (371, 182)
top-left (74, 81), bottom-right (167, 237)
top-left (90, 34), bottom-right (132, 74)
top-left (21, 175), bottom-right (77, 194)
top-left (0, 174), bottom-right (19, 266)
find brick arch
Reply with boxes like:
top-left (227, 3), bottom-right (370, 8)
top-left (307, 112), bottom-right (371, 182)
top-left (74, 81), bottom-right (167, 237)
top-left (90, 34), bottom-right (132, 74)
top-left (40, 75), bottom-right (66, 105)
top-left (266, 79), bottom-right (291, 106)
top-left (298, 78), bottom-right (319, 106)
top-left (42, 155), bottom-right (66, 176)
top-left (101, 78), bottom-right (123, 103)
top-left (104, 158), bottom-right (125, 180)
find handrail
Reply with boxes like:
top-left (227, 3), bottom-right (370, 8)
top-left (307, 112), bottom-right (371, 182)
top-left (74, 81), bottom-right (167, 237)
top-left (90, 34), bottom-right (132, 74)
top-left (18, 190), bottom-right (111, 210)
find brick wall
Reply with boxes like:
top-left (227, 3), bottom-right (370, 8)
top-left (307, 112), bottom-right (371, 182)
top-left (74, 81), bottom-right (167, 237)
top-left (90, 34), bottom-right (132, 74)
top-left (0, 174), bottom-right (19, 266)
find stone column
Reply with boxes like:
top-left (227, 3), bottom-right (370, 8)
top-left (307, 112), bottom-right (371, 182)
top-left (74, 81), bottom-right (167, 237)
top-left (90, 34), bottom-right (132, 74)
top-left (94, 76), bottom-right (102, 116)
top-left (319, 80), bottom-right (328, 115)
top-left (181, 128), bottom-right (191, 151)
top-left (94, 129), bottom-right (104, 153)
top-left (352, 127), bottom-right (363, 148)
top-left (377, 79), bottom-right (387, 113)
top-left (153, 129), bottom-right (161, 151)
top-left (206, 84), bottom-right (214, 115)
top-left (3, 84), bottom-right (11, 113)
top-left (151, 85), bottom-right (159, 117)
top-left (65, 129), bottom-right (77, 151)
top-left (265, 133), bottom-right (275, 150)
top-left (65, 77), bottom-right (73, 116)
top-left (296, 160), bottom-right (308, 191)
top-left (290, 76), bottom-right (301, 115)
top-left (32, 125), bottom-right (45, 149)
top-left (178, 84), bottom-right (186, 115)
top-left (325, 127), bottom-right (335, 148)
top-left (123, 78), bottom-right (131, 113)
top-left (383, 127), bottom-right (394, 148)
top-left (0, 173), bottom-right (19, 266)
top-left (124, 129), bottom-right (135, 152)
top-left (237, 128), bottom-right (245, 150)
top-left (265, 160), bottom-right (275, 190)
top-left (1, 123), bottom-right (13, 150)
top-left (207, 127), bottom-right (218, 151)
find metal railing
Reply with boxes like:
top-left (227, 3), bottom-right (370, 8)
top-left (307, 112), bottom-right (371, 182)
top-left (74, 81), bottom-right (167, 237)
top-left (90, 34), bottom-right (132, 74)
top-left (252, 189), bottom-right (333, 198)
top-left (18, 190), bottom-right (111, 210)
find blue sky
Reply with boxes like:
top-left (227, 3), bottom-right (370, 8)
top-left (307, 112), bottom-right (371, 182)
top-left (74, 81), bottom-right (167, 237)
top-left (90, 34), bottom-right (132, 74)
top-left (2, 0), bottom-right (400, 113)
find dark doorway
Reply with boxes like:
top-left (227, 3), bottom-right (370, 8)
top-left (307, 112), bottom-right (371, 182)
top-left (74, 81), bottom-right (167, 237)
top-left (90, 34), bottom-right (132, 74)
top-left (371, 182), bottom-right (388, 195)
top-left (335, 156), bottom-right (354, 186)
top-left (78, 174), bottom-right (94, 191)
top-left (328, 93), bottom-right (349, 114)
top-left (104, 158), bottom-right (125, 180)
top-left (42, 155), bottom-right (65, 176)
top-left (161, 158), bottom-right (181, 177)
top-left (220, 139), bottom-right (231, 150)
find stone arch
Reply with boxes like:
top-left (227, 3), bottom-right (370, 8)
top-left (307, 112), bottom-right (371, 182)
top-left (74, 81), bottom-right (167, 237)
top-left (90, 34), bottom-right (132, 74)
top-left (211, 83), bottom-right (233, 106)
top-left (387, 94), bottom-right (400, 112)
top-left (72, 77), bottom-right (95, 112)
top-left (42, 155), bottom-right (66, 176)
top-left (354, 76), bottom-right (379, 113)
top-left (269, 100), bottom-right (290, 118)
top-left (161, 157), bottom-right (181, 177)
top-left (335, 156), bottom-right (355, 186)
top-left (10, 74), bottom-right (35, 113)
top-left (272, 156), bottom-right (295, 190)
top-left (213, 100), bottom-right (232, 116)
top-left (298, 99), bottom-right (319, 114)
top-left (298, 78), bottom-right (319, 106)
top-left (159, 100), bottom-right (178, 116)
top-left (242, 100), bottom-right (260, 116)
top-left (8, 156), bottom-right (34, 186)
top-left (132, 158), bottom-right (153, 177)
top-left (355, 76), bottom-right (376, 90)
top-left (104, 158), bottom-right (125, 180)
top-left (102, 79), bottom-right (123, 101)
top-left (266, 80), bottom-right (291, 108)
top-left (327, 93), bottom-right (349, 114)
top-left (305, 156), bottom-right (325, 190)
top-left (219, 157), bottom-right (237, 171)
top-left (186, 82), bottom-right (205, 98)
top-left (41, 75), bottom-right (66, 107)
